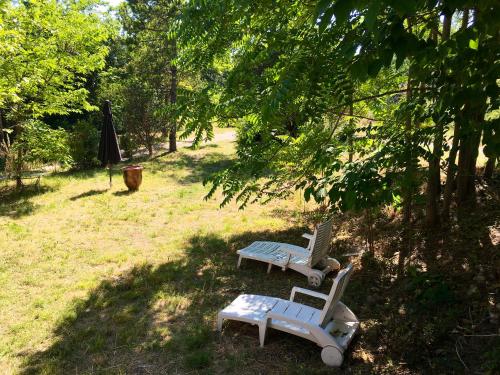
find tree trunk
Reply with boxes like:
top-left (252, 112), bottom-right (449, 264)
top-left (456, 106), bottom-right (483, 205)
top-left (442, 9), bottom-right (469, 220)
top-left (425, 126), bottom-right (443, 226)
top-left (0, 110), bottom-right (4, 146)
top-left (0, 111), bottom-right (7, 175)
top-left (168, 40), bottom-right (178, 153)
top-left (348, 102), bottom-right (354, 163)
top-left (442, 13), bottom-right (452, 40)
top-left (462, 9), bottom-right (469, 29)
top-left (399, 69), bottom-right (414, 277)
top-left (425, 13), bottom-right (452, 227)
top-left (456, 8), bottom-right (485, 206)
top-left (442, 122), bottom-right (460, 219)
top-left (365, 208), bottom-right (374, 254)
top-left (484, 157), bottom-right (496, 179)
top-left (15, 147), bottom-right (23, 189)
top-left (14, 124), bottom-right (23, 189)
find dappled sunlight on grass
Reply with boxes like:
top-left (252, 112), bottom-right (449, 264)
top-left (17, 230), bottom-right (319, 374)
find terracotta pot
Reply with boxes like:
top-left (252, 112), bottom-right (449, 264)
top-left (122, 165), bottom-right (143, 191)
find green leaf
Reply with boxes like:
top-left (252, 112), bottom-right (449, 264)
top-left (380, 48), bottom-right (394, 67)
top-left (395, 48), bottom-right (406, 69)
top-left (386, 0), bottom-right (416, 15)
top-left (350, 59), bottom-right (368, 80)
top-left (469, 39), bottom-right (478, 50)
top-left (304, 187), bottom-right (313, 202)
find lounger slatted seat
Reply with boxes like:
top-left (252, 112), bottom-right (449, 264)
top-left (237, 218), bottom-right (340, 286)
top-left (217, 264), bottom-right (359, 367)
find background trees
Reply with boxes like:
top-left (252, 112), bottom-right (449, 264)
top-left (0, 0), bottom-right (110, 119)
top-left (0, 0), bottom-right (112, 183)
top-left (100, 0), bottom-right (182, 156)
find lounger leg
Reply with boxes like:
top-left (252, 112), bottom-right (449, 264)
top-left (258, 322), bottom-right (267, 347)
top-left (237, 255), bottom-right (242, 269)
top-left (267, 263), bottom-right (272, 274)
top-left (217, 315), bottom-right (224, 331)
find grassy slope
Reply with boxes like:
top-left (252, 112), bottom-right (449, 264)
top-left (0, 128), bottom-right (498, 374)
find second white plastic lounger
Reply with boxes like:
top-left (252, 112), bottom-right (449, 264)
top-left (217, 264), bottom-right (358, 367)
top-left (236, 218), bottom-right (340, 286)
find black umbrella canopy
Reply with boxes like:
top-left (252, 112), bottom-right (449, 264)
top-left (98, 100), bottom-right (122, 167)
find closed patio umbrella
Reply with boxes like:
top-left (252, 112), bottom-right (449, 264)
top-left (98, 100), bottom-right (122, 187)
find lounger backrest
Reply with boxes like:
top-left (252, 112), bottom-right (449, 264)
top-left (307, 217), bottom-right (334, 267)
top-left (318, 263), bottom-right (354, 328)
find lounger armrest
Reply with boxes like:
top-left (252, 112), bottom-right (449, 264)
top-left (290, 287), bottom-right (328, 302)
top-left (302, 233), bottom-right (314, 240)
top-left (283, 248), bottom-right (307, 258)
top-left (279, 244), bottom-right (309, 258)
top-left (267, 311), bottom-right (316, 331)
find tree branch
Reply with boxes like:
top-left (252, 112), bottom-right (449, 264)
top-left (352, 88), bottom-right (409, 104)
top-left (339, 113), bottom-right (384, 122)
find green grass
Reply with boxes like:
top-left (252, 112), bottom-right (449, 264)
top-left (0, 129), bottom-right (322, 374)
top-left (1, 128), bottom-right (498, 374)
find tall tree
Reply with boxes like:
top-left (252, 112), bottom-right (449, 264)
top-left (177, 0), bottom-right (499, 256)
top-left (0, 0), bottom-right (111, 120)
top-left (483, 157), bottom-right (496, 179)
top-left (117, 0), bottom-right (181, 154)
top-left (169, 40), bottom-right (178, 152)
top-left (442, 9), bottom-right (471, 219)
top-left (425, 12), bottom-right (452, 227)
top-left (0, 0), bottom-right (112, 185)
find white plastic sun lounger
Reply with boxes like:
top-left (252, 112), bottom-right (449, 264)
top-left (217, 264), bottom-right (358, 366)
top-left (237, 218), bottom-right (340, 286)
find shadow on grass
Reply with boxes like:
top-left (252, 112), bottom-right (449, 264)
top-left (20, 227), bottom-right (366, 375)
top-left (112, 190), bottom-right (135, 197)
top-left (59, 149), bottom-right (233, 188)
top-left (414, 181), bottom-right (500, 373)
top-left (69, 189), bottom-right (108, 201)
top-left (0, 185), bottom-right (55, 218)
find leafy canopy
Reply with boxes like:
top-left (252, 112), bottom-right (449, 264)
top-left (177, 0), bottom-right (499, 210)
top-left (0, 0), bottom-right (114, 120)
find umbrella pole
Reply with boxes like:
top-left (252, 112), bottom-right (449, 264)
top-left (108, 164), bottom-right (112, 188)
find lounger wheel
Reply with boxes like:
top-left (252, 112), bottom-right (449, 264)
top-left (316, 258), bottom-right (328, 268)
top-left (307, 271), bottom-right (324, 288)
top-left (325, 257), bottom-right (341, 271)
top-left (321, 346), bottom-right (343, 367)
top-left (317, 257), bottom-right (341, 270)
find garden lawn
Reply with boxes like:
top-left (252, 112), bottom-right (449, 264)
top-left (0, 129), bottom-right (331, 374)
top-left (1, 128), bottom-right (498, 374)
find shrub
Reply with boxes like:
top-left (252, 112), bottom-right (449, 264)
top-left (69, 120), bottom-right (100, 169)
top-left (10, 120), bottom-right (72, 175)
top-left (120, 133), bottom-right (137, 159)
